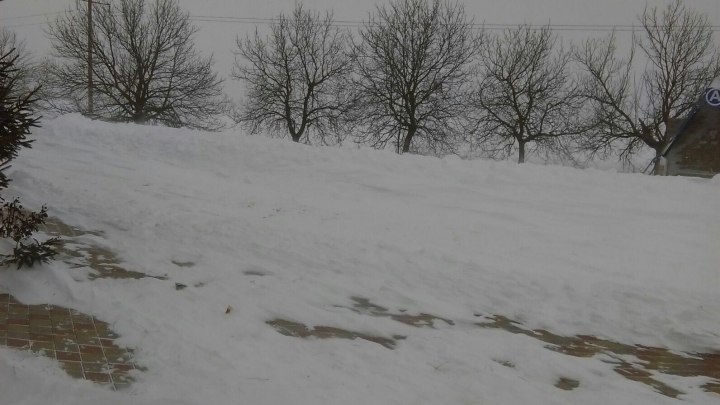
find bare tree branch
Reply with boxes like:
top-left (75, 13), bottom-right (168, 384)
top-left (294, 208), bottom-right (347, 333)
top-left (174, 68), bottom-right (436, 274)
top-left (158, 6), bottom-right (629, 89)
top-left (232, 4), bottom-right (354, 145)
top-left (43, 0), bottom-right (229, 131)
top-left (0, 28), bottom-right (37, 99)
top-left (573, 0), bottom-right (720, 170)
top-left (351, 0), bottom-right (482, 155)
top-left (472, 25), bottom-right (586, 164)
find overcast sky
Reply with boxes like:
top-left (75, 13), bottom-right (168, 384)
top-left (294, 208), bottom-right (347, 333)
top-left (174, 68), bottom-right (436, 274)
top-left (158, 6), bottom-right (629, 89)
top-left (2, 0), bottom-right (719, 98)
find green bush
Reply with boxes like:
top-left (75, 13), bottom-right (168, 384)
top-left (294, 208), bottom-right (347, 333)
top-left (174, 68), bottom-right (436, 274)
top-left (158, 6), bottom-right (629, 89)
top-left (1, 49), bottom-right (58, 269)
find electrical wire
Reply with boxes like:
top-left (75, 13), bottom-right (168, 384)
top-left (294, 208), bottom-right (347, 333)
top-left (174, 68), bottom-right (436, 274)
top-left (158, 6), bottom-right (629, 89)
top-left (1, 9), bottom-right (718, 33)
top-left (0, 21), bottom-right (51, 29)
top-left (187, 15), bottom-right (720, 32)
top-left (0, 11), bottom-right (67, 21)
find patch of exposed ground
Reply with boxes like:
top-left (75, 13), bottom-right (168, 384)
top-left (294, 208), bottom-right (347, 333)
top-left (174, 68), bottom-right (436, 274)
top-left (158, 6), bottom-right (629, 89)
top-left (269, 298), bottom-right (720, 398)
top-left (477, 315), bottom-right (720, 398)
top-left (266, 318), bottom-right (401, 349)
top-left (555, 377), bottom-right (580, 391)
top-left (342, 296), bottom-right (455, 328)
top-left (39, 217), bottom-right (163, 281)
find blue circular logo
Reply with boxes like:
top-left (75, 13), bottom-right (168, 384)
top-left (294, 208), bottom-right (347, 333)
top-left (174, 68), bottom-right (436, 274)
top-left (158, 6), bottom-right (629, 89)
top-left (707, 88), bottom-right (720, 107)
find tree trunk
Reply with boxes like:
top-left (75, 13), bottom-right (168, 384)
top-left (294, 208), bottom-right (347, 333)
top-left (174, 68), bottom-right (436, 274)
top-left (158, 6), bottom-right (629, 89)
top-left (650, 147), bottom-right (663, 174)
top-left (291, 123), bottom-right (304, 143)
top-left (133, 111), bottom-right (146, 124)
top-left (402, 127), bottom-right (416, 153)
top-left (517, 141), bottom-right (525, 163)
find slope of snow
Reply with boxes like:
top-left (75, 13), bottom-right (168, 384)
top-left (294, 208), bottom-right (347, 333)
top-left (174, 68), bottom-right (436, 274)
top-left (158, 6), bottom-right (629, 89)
top-left (1, 115), bottom-right (719, 404)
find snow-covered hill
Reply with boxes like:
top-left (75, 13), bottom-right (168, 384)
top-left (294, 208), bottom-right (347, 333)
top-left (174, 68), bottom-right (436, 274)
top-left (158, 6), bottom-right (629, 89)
top-left (0, 115), bottom-right (718, 404)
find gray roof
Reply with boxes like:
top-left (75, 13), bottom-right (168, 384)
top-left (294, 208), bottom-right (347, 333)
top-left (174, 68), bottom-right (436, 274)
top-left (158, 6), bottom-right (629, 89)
top-left (661, 77), bottom-right (720, 157)
top-left (661, 104), bottom-right (701, 157)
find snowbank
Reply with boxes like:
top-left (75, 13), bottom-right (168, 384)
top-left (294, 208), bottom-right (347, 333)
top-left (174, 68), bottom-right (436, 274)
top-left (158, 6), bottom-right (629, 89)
top-left (1, 115), bottom-right (718, 404)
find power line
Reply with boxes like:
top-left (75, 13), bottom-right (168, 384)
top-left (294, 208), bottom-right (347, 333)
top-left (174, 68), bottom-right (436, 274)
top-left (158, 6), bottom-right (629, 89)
top-left (0, 9), bottom-right (81, 28)
top-left (189, 14), bottom-right (720, 29)
top-left (2, 11), bottom-right (718, 33)
top-left (0, 21), bottom-right (51, 29)
top-left (0, 11), bottom-right (67, 21)
top-left (187, 18), bottom-right (627, 32)
top-left (187, 15), bottom-right (720, 32)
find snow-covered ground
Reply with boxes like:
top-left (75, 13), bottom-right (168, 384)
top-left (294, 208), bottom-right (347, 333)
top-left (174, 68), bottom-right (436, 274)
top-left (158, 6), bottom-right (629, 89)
top-left (1, 115), bottom-right (718, 404)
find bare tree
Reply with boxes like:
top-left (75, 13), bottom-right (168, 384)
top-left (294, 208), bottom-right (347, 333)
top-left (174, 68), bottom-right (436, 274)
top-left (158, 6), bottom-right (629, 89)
top-left (43, 0), bottom-right (228, 130)
top-left (472, 25), bottom-right (585, 164)
top-left (0, 28), bottom-right (35, 98)
top-left (351, 0), bottom-right (482, 155)
top-left (232, 4), bottom-right (354, 145)
top-left (573, 0), bottom-right (720, 170)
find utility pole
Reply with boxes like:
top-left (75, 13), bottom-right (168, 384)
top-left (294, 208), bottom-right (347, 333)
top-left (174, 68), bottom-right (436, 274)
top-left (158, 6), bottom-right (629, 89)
top-left (80, 0), bottom-right (108, 115)
top-left (87, 0), bottom-right (93, 115)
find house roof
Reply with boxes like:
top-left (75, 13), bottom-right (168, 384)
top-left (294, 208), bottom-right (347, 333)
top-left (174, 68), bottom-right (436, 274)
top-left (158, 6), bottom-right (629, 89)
top-left (661, 77), bottom-right (720, 157)
top-left (661, 105), bottom-right (701, 157)
top-left (710, 76), bottom-right (720, 89)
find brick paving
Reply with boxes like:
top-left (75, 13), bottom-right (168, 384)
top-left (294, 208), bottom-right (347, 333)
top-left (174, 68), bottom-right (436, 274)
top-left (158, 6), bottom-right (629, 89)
top-left (0, 292), bottom-right (139, 390)
top-left (0, 217), bottom-right (148, 390)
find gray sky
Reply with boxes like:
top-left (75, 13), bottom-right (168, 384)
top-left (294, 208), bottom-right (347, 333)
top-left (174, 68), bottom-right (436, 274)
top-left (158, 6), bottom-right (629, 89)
top-left (2, 0), bottom-right (719, 99)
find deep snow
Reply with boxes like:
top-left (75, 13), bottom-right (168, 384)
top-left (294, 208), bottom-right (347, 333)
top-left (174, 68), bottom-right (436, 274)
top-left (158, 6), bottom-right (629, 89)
top-left (0, 115), bottom-right (718, 404)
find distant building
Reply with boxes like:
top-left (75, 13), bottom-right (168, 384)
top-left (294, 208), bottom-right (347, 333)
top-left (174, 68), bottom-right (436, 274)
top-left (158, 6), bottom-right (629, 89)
top-left (658, 77), bottom-right (720, 178)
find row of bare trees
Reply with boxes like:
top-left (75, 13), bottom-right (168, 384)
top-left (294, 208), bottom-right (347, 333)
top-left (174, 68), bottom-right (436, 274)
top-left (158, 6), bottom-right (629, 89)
top-left (234, 0), bottom-right (481, 155)
top-left (2, 0), bottom-right (718, 169)
top-left (234, 0), bottom-right (719, 169)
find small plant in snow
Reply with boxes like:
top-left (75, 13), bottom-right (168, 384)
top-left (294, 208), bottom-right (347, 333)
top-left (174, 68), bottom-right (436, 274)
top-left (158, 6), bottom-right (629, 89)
top-left (0, 198), bottom-right (58, 269)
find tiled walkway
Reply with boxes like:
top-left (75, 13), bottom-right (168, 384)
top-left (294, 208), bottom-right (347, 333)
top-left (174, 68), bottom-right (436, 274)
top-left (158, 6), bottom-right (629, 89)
top-left (1, 217), bottom-right (147, 390)
top-left (0, 293), bottom-right (139, 390)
